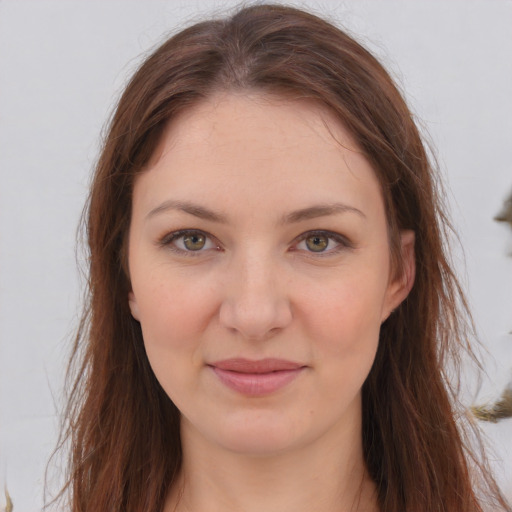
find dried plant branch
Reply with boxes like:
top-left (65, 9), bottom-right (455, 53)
top-left (472, 387), bottom-right (512, 423)
top-left (3, 488), bottom-right (13, 512)
top-left (494, 191), bottom-right (512, 227)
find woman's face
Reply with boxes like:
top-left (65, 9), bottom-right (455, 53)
top-left (128, 93), bottom-right (414, 455)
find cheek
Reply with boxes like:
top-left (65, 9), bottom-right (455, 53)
top-left (132, 268), bottom-right (217, 364)
top-left (299, 271), bottom-right (385, 359)
top-left (300, 278), bottom-right (383, 409)
top-left (134, 275), bottom-right (218, 407)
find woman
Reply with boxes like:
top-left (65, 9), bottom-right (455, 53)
top-left (54, 4), bottom-right (510, 511)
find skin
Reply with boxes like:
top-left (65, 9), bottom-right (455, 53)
top-left (128, 92), bottom-right (415, 512)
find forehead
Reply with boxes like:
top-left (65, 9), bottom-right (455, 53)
top-left (153, 92), bottom-right (361, 170)
top-left (134, 92), bottom-right (385, 224)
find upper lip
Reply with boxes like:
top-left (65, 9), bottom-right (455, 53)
top-left (209, 358), bottom-right (305, 374)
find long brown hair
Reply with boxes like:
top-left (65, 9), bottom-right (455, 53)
top-left (51, 4), bottom-right (510, 511)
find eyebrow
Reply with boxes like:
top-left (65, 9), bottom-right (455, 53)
top-left (147, 200), bottom-right (229, 223)
top-left (280, 203), bottom-right (366, 224)
top-left (146, 199), bottom-right (366, 224)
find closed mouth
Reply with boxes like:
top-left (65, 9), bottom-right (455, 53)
top-left (208, 358), bottom-right (306, 396)
top-left (209, 357), bottom-right (305, 373)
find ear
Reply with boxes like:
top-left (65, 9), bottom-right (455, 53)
top-left (381, 230), bottom-right (416, 322)
top-left (128, 291), bottom-right (141, 321)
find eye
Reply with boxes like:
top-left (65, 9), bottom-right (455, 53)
top-left (160, 229), bottom-right (220, 255)
top-left (294, 230), bottom-right (349, 255)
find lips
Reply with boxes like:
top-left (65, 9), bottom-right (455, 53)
top-left (212, 358), bottom-right (304, 373)
top-left (209, 358), bottom-right (306, 396)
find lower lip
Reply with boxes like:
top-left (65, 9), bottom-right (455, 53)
top-left (211, 367), bottom-right (304, 396)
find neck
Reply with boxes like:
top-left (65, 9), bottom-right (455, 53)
top-left (165, 415), bottom-right (379, 512)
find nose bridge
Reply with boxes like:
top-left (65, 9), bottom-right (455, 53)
top-left (219, 245), bottom-right (292, 340)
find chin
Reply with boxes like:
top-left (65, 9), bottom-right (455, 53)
top-left (207, 409), bottom-right (313, 456)
top-left (220, 430), bottom-right (300, 456)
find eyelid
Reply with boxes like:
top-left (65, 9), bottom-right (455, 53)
top-left (158, 229), bottom-right (222, 255)
top-left (158, 228), bottom-right (352, 257)
top-left (291, 230), bottom-right (352, 256)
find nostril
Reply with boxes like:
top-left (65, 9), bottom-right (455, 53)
top-left (218, 295), bottom-right (293, 341)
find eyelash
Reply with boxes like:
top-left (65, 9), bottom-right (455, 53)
top-left (292, 230), bottom-right (352, 256)
top-left (158, 229), bottom-right (352, 258)
top-left (158, 229), bottom-right (221, 256)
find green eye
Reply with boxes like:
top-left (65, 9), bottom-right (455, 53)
top-left (160, 229), bottom-right (219, 256)
top-left (305, 234), bottom-right (329, 252)
top-left (294, 230), bottom-right (350, 256)
top-left (183, 233), bottom-right (206, 251)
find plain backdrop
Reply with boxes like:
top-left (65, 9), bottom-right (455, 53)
top-left (1, 1), bottom-right (511, 510)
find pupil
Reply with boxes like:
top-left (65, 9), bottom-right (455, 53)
top-left (184, 233), bottom-right (205, 250)
top-left (307, 235), bottom-right (328, 252)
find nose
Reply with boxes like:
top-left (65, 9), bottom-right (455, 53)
top-left (218, 251), bottom-right (293, 341)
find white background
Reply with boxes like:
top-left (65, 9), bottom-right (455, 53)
top-left (1, 1), bottom-right (511, 510)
